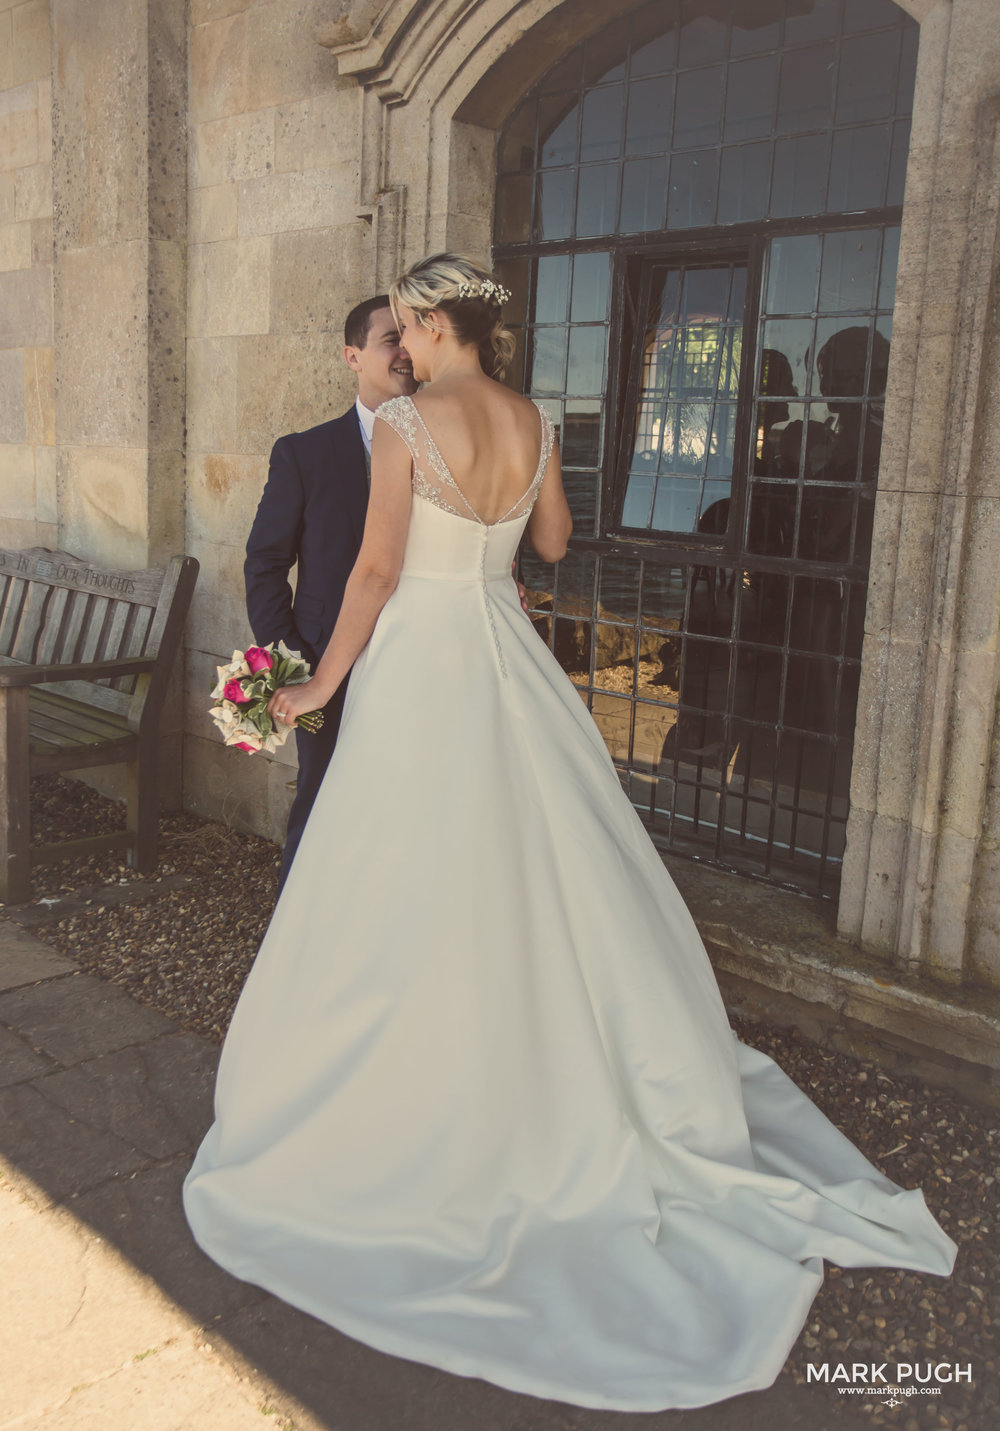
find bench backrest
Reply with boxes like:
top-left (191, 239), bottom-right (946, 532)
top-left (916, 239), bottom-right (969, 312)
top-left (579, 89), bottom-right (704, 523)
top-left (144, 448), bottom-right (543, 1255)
top-left (0, 546), bottom-right (199, 721)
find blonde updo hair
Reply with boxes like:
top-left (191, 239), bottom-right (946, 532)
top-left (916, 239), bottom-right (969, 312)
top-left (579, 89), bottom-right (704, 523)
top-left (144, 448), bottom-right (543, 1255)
top-left (390, 252), bottom-right (517, 381)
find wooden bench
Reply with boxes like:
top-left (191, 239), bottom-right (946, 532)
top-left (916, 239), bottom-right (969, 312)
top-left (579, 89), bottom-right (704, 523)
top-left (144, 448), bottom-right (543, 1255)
top-left (0, 547), bottom-right (199, 904)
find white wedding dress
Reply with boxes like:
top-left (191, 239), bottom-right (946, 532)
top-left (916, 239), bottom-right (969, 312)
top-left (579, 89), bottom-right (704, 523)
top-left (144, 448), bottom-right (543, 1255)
top-left (184, 395), bottom-right (956, 1412)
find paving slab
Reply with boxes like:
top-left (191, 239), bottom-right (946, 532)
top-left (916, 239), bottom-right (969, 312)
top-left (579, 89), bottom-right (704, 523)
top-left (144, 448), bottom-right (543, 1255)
top-left (0, 919), bottom-right (78, 991)
top-left (0, 1021), bottom-right (54, 1087)
top-left (35, 1034), bottom-right (217, 1161)
top-left (0, 969), bottom-right (174, 1066)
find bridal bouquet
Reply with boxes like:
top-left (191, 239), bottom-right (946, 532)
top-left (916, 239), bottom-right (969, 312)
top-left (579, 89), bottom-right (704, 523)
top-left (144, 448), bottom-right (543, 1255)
top-left (209, 641), bottom-right (324, 755)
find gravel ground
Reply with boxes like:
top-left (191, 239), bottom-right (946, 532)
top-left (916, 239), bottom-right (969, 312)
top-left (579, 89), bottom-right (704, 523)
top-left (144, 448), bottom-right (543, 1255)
top-left (12, 775), bottom-right (1000, 1431)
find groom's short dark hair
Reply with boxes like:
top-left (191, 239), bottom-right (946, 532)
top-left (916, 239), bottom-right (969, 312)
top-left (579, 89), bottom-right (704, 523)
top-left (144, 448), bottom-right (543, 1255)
top-left (344, 296), bottom-right (391, 349)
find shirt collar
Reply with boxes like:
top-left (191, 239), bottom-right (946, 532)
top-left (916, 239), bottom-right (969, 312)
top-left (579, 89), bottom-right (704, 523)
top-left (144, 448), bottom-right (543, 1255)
top-left (355, 396), bottom-right (376, 451)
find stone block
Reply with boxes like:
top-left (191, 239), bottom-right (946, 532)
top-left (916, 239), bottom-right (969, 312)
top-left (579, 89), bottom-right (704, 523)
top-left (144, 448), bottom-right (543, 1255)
top-left (190, 9), bottom-right (247, 123)
top-left (444, 211), bottom-right (491, 260)
top-left (0, 971), bottom-right (173, 1067)
top-left (970, 840), bottom-right (1000, 989)
top-left (0, 9), bottom-right (12, 88)
top-left (189, 236), bottom-right (271, 338)
top-left (926, 826), bottom-right (977, 980)
top-left (0, 218), bottom-right (31, 269)
top-left (13, 159), bottom-right (51, 221)
top-left (183, 728), bottom-right (292, 846)
top-left (873, 638), bottom-right (922, 821)
top-left (234, 331), bottom-right (349, 458)
top-left (192, 0), bottom-right (253, 23)
top-left (0, 1181), bottom-right (203, 1423)
top-left (188, 452), bottom-right (267, 546)
top-left (60, 445), bottom-right (149, 568)
top-left (0, 347), bottom-right (26, 441)
top-left (885, 490), bottom-right (939, 643)
top-left (30, 214), bottom-right (51, 263)
top-left (11, 0), bottom-right (49, 85)
top-left (0, 170), bottom-right (13, 223)
top-left (190, 181), bottom-right (238, 242)
top-left (237, 164), bottom-right (358, 239)
top-left (0, 89), bottom-right (38, 169)
top-left (50, 0), bottom-right (147, 248)
top-left (0, 261), bottom-right (49, 346)
top-left (0, 922), bottom-right (77, 992)
top-left (35, 73), bottom-right (50, 151)
top-left (270, 223), bottom-right (366, 334)
top-left (0, 442), bottom-right (34, 519)
top-left (186, 337), bottom-right (239, 451)
top-left (55, 242), bottom-right (147, 446)
top-left (857, 812), bottom-right (908, 954)
top-left (192, 108), bottom-right (274, 189)
top-left (33, 441), bottom-right (56, 522)
top-left (245, 0), bottom-right (337, 111)
top-left (147, 238), bottom-right (187, 454)
top-left (275, 88), bottom-right (359, 174)
top-left (956, 497), bottom-right (1000, 649)
top-left (24, 344), bottom-right (54, 445)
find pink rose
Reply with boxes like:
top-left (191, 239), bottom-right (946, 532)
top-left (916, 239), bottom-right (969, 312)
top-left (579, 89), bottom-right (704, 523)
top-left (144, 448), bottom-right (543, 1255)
top-left (245, 645), bottom-right (273, 674)
top-left (235, 741), bottom-right (258, 754)
top-left (224, 678), bottom-right (251, 704)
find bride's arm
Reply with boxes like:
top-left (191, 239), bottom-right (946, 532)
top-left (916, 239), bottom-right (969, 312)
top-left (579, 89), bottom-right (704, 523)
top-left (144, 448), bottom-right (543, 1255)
top-left (525, 441), bottom-right (572, 563)
top-left (268, 420), bottom-right (412, 721)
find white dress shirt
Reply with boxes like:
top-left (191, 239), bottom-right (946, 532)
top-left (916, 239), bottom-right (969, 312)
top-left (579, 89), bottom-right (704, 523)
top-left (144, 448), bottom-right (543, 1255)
top-left (355, 396), bottom-right (377, 455)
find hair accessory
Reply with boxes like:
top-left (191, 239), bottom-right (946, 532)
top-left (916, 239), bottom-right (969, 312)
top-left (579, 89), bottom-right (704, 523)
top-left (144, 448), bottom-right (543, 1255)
top-left (456, 278), bottom-right (512, 305)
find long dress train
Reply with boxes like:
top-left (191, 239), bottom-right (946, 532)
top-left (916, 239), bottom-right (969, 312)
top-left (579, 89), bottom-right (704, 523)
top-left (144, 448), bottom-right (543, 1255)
top-left (184, 396), bottom-right (955, 1412)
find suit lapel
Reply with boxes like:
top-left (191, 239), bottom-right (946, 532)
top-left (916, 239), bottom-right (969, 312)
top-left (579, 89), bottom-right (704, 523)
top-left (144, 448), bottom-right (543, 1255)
top-left (332, 407), bottom-right (369, 547)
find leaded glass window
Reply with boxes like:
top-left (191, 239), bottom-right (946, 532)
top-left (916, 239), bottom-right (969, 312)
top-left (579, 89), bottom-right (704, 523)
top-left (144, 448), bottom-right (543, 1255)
top-left (496, 0), bottom-right (916, 898)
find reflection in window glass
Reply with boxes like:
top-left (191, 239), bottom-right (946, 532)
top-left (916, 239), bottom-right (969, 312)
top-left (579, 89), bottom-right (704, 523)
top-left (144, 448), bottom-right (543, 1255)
top-left (770, 134), bottom-right (829, 218)
top-left (581, 85), bottom-right (624, 162)
top-left (626, 75), bottom-right (674, 156)
top-left (776, 42), bottom-right (836, 134)
top-left (576, 163), bottom-right (619, 237)
top-left (827, 124), bottom-right (891, 212)
top-left (622, 261), bottom-right (746, 534)
top-left (716, 142), bottom-right (769, 225)
top-left (564, 400), bottom-right (602, 466)
top-left (767, 234), bottom-right (820, 314)
top-left (819, 230), bottom-right (879, 312)
top-left (567, 326), bottom-right (607, 396)
top-left (837, 29), bottom-right (901, 124)
top-left (530, 328), bottom-right (567, 393)
top-left (535, 168), bottom-right (575, 240)
top-left (621, 157), bottom-right (669, 233)
top-left (667, 149), bottom-right (719, 229)
top-left (673, 67), bottom-right (724, 150)
top-left (533, 254), bottom-right (570, 324)
top-left (724, 55), bottom-right (777, 141)
top-left (571, 251), bottom-right (611, 322)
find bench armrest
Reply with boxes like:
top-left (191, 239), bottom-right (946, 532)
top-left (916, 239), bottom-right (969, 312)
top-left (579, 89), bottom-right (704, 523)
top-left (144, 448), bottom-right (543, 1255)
top-left (0, 657), bottom-right (158, 687)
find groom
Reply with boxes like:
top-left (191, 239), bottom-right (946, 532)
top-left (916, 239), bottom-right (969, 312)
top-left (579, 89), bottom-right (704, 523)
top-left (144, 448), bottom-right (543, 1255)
top-left (245, 296), bottom-right (417, 890)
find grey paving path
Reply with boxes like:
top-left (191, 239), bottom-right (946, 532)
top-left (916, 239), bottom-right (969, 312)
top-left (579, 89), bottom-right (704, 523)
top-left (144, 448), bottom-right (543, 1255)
top-left (0, 915), bottom-right (868, 1431)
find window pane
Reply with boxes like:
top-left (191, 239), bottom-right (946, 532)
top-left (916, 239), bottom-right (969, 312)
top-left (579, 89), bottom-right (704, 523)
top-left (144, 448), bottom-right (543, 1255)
top-left (563, 400), bottom-right (602, 466)
top-left (770, 133), bottom-right (829, 217)
top-left (678, 11), bottom-right (726, 67)
top-left (652, 478), bottom-right (703, 532)
top-left (535, 168), bottom-right (575, 240)
top-left (622, 472), bottom-right (656, 528)
top-left (760, 318), bottom-right (814, 397)
top-left (887, 118), bottom-right (910, 205)
top-left (730, 14), bottom-right (779, 56)
top-left (631, 2), bottom-right (678, 77)
top-left (878, 226), bottom-right (900, 310)
top-left (667, 148), bottom-right (719, 228)
top-left (766, 234), bottom-right (820, 315)
top-left (499, 101), bottom-right (535, 174)
top-left (533, 254), bottom-right (570, 324)
top-left (784, 0), bottom-right (840, 44)
top-left (571, 252), bottom-right (611, 322)
top-left (674, 66), bottom-right (724, 149)
top-left (564, 470), bottom-right (598, 532)
top-left (538, 95), bottom-right (578, 167)
top-left (818, 229), bottom-right (880, 312)
top-left (567, 326), bottom-right (607, 396)
top-left (814, 320), bottom-right (871, 398)
top-left (776, 41), bottom-right (836, 134)
top-left (724, 55), bottom-right (778, 141)
top-left (581, 84), bottom-right (624, 162)
top-left (626, 75), bottom-right (674, 157)
top-left (530, 327), bottom-right (567, 393)
top-left (620, 156), bottom-right (668, 233)
top-left (496, 174), bottom-right (531, 243)
top-left (495, 257), bottom-right (530, 328)
top-left (575, 163), bottom-right (619, 237)
top-left (827, 124), bottom-right (890, 212)
top-left (717, 142), bottom-right (770, 225)
top-left (837, 29), bottom-right (901, 124)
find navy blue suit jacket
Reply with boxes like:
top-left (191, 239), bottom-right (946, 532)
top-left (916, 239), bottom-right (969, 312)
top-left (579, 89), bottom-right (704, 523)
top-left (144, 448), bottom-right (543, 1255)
top-left (244, 406), bottom-right (368, 667)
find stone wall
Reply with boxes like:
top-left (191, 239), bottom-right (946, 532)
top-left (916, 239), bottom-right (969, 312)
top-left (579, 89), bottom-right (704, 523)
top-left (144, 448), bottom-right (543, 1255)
top-left (183, 0), bottom-right (374, 842)
top-left (0, 0), bottom-right (55, 551)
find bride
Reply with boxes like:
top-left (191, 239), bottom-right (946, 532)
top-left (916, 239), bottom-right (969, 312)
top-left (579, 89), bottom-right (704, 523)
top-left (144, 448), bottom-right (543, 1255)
top-left (183, 253), bottom-right (955, 1412)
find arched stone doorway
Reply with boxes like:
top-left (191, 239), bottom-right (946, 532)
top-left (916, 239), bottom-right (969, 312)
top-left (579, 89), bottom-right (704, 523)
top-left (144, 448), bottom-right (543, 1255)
top-left (321, 0), bottom-right (1000, 990)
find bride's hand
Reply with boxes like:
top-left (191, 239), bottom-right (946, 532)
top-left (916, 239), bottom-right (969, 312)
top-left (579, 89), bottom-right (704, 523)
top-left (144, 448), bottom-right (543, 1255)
top-left (267, 682), bottom-right (322, 726)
